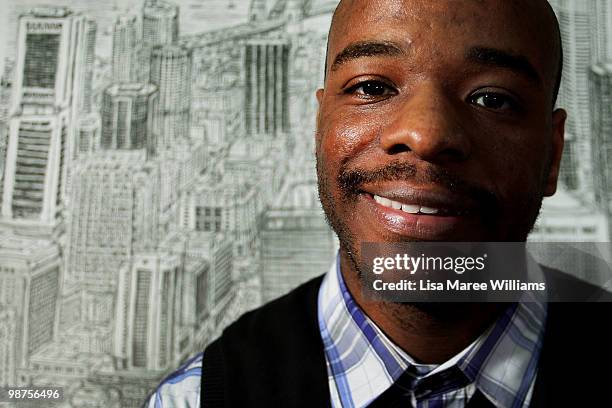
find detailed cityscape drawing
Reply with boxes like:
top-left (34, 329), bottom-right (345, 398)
top-left (0, 0), bottom-right (609, 407)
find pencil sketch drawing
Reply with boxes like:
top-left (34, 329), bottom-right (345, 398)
top-left (0, 0), bottom-right (609, 406)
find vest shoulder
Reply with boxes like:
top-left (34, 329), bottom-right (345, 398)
top-left (201, 274), bottom-right (331, 407)
top-left (220, 274), bottom-right (325, 345)
top-left (542, 265), bottom-right (612, 302)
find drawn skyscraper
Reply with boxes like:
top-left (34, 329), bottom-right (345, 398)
top-left (66, 152), bottom-right (160, 286)
top-left (0, 235), bottom-right (61, 374)
top-left (1, 7), bottom-right (88, 233)
top-left (150, 45), bottom-right (192, 147)
top-left (590, 0), bottom-right (612, 63)
top-left (101, 83), bottom-right (158, 154)
top-left (244, 40), bottom-right (290, 136)
top-left (550, 0), bottom-right (593, 198)
top-left (0, 309), bottom-right (16, 386)
top-left (589, 63), bottom-right (612, 238)
top-left (9, 7), bottom-right (81, 112)
top-left (260, 177), bottom-right (335, 302)
top-left (184, 174), bottom-right (263, 258)
top-left (76, 113), bottom-right (100, 155)
top-left (113, 253), bottom-right (182, 370)
top-left (74, 19), bottom-right (96, 114)
top-left (588, 0), bottom-right (612, 240)
top-left (142, 0), bottom-right (179, 47)
top-left (2, 118), bottom-right (68, 226)
top-left (112, 15), bottom-right (138, 84)
top-left (135, 1), bottom-right (180, 91)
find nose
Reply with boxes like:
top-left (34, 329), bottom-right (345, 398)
top-left (380, 83), bottom-right (471, 163)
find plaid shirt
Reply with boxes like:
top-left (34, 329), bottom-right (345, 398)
top-left (320, 255), bottom-right (547, 408)
top-left (144, 352), bottom-right (203, 408)
top-left (145, 255), bottom-right (547, 408)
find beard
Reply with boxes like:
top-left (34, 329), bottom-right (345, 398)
top-left (316, 150), bottom-right (547, 317)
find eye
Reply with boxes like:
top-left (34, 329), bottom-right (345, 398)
top-left (469, 92), bottom-right (516, 111)
top-left (345, 80), bottom-right (396, 98)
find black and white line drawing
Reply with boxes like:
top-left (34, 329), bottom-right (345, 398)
top-left (0, 0), bottom-right (609, 406)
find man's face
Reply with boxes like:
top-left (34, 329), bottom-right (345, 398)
top-left (316, 0), bottom-right (566, 260)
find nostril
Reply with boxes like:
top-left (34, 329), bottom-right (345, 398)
top-left (387, 144), bottom-right (411, 155)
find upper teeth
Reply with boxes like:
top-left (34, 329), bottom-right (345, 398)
top-left (374, 195), bottom-right (439, 215)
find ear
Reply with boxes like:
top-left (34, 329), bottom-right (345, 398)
top-left (316, 89), bottom-right (324, 110)
top-left (543, 108), bottom-right (567, 197)
top-left (315, 88), bottom-right (325, 131)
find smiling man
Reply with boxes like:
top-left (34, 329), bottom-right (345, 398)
top-left (145, 1), bottom-right (612, 407)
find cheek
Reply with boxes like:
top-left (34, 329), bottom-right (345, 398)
top-left (477, 124), bottom-right (550, 199)
top-left (318, 108), bottom-right (386, 168)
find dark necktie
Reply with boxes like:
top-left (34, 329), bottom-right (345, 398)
top-left (367, 366), bottom-right (495, 408)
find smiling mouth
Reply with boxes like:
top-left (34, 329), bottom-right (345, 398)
top-left (359, 191), bottom-right (483, 240)
top-left (370, 194), bottom-right (473, 217)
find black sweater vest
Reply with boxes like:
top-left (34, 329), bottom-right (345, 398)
top-left (201, 272), bottom-right (612, 408)
top-left (202, 275), bottom-right (331, 407)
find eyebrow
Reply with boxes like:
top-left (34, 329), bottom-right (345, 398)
top-left (330, 40), bottom-right (405, 72)
top-left (466, 47), bottom-right (542, 86)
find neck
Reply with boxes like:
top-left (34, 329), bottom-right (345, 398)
top-left (340, 251), bottom-right (505, 364)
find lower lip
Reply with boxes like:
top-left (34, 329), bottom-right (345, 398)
top-left (361, 194), bottom-right (478, 240)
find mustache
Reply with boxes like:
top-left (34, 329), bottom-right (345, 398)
top-left (338, 161), bottom-right (499, 213)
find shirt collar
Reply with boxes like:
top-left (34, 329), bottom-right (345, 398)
top-left (318, 253), bottom-right (547, 408)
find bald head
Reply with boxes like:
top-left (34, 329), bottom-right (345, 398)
top-left (324, 0), bottom-right (563, 107)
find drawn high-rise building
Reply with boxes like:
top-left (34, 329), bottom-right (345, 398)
top-left (112, 15), bottom-right (138, 83)
top-left (260, 206), bottom-right (335, 302)
top-left (0, 309), bottom-right (16, 386)
top-left (259, 180), bottom-right (335, 302)
top-left (183, 174), bottom-right (262, 259)
top-left (156, 141), bottom-right (207, 225)
top-left (0, 235), bottom-right (61, 372)
top-left (135, 0), bottom-right (179, 91)
top-left (114, 253), bottom-right (182, 370)
top-left (550, 0), bottom-right (593, 197)
top-left (588, 1), bottom-right (612, 240)
top-left (101, 83), bottom-right (158, 154)
top-left (156, 233), bottom-right (212, 357)
top-left (0, 122), bottom-right (7, 200)
top-left (589, 62), bottom-right (612, 238)
top-left (66, 151), bottom-right (160, 286)
top-left (1, 114), bottom-right (70, 228)
top-left (2, 7), bottom-right (90, 232)
top-left (209, 238), bottom-right (234, 328)
top-left (0, 121), bottom-right (8, 174)
top-left (591, 0), bottom-right (612, 64)
top-left (142, 0), bottom-right (179, 47)
top-left (76, 113), bottom-right (100, 155)
top-left (75, 19), bottom-right (97, 114)
top-left (131, 45), bottom-right (154, 87)
top-left (10, 7), bottom-right (86, 113)
top-left (150, 45), bottom-right (192, 147)
top-left (244, 40), bottom-right (290, 136)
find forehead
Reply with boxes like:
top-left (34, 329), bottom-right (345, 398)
top-left (328, 0), bottom-right (557, 85)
